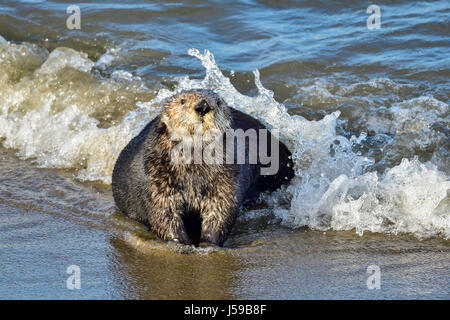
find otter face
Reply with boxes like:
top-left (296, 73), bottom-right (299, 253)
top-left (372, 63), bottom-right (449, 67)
top-left (161, 90), bottom-right (231, 134)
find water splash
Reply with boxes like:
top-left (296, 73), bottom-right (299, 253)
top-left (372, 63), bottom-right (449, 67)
top-left (181, 49), bottom-right (449, 239)
top-left (0, 40), bottom-right (448, 239)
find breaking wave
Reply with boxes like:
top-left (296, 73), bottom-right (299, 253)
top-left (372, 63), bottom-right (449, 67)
top-left (0, 35), bottom-right (448, 239)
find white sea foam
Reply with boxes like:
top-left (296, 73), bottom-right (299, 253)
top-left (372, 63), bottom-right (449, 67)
top-left (0, 40), bottom-right (157, 184)
top-left (365, 96), bottom-right (449, 134)
top-left (94, 48), bottom-right (119, 70)
top-left (37, 47), bottom-right (94, 74)
top-left (0, 41), bottom-right (448, 239)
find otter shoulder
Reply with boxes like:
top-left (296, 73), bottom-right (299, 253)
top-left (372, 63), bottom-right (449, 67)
top-left (229, 108), bottom-right (266, 131)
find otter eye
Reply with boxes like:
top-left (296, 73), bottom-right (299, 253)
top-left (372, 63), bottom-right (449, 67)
top-left (180, 99), bottom-right (185, 105)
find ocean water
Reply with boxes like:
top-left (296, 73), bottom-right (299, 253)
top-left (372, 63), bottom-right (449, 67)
top-left (0, 0), bottom-right (448, 299)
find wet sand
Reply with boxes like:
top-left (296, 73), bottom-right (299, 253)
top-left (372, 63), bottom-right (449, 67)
top-left (0, 0), bottom-right (448, 300)
top-left (1, 148), bottom-right (448, 299)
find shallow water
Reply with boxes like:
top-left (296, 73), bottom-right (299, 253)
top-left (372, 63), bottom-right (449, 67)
top-left (0, 0), bottom-right (449, 299)
top-left (1, 148), bottom-right (448, 299)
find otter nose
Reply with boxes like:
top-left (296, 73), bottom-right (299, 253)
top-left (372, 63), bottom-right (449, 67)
top-left (195, 100), bottom-right (211, 116)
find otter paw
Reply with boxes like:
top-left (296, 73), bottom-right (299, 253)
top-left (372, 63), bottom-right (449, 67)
top-left (200, 233), bottom-right (224, 247)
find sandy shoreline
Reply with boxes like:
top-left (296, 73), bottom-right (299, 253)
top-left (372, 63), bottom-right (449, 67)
top-left (1, 148), bottom-right (448, 299)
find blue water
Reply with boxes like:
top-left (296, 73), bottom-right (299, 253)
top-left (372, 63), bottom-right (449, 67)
top-left (0, 0), bottom-right (448, 299)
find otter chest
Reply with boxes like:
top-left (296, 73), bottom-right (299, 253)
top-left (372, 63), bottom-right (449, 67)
top-left (172, 165), bottom-right (220, 193)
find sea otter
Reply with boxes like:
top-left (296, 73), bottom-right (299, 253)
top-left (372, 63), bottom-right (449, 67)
top-left (112, 89), bottom-right (294, 247)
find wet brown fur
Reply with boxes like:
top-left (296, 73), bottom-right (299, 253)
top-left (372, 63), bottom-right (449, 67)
top-left (112, 90), bottom-right (294, 246)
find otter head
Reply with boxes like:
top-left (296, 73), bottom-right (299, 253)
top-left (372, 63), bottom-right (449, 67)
top-left (160, 90), bottom-right (231, 135)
